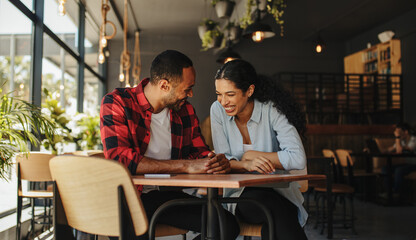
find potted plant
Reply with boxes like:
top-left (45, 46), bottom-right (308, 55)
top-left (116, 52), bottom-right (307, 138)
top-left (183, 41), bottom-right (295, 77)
top-left (71, 113), bottom-right (101, 150)
top-left (198, 18), bottom-right (219, 40)
top-left (41, 88), bottom-right (73, 155)
top-left (201, 27), bottom-right (224, 51)
top-left (0, 82), bottom-right (56, 180)
top-left (225, 21), bottom-right (242, 43)
top-left (212, 0), bottom-right (236, 19)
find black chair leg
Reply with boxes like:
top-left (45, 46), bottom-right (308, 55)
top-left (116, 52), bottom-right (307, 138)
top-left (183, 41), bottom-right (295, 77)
top-left (29, 198), bottom-right (35, 238)
top-left (320, 196), bottom-right (326, 235)
top-left (350, 194), bottom-right (357, 235)
top-left (16, 196), bottom-right (22, 240)
top-left (243, 236), bottom-right (252, 240)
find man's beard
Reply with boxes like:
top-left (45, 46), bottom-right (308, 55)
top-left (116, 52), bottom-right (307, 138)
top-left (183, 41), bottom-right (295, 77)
top-left (164, 92), bottom-right (187, 111)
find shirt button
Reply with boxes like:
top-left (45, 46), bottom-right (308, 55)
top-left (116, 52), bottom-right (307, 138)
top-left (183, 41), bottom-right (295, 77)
top-left (146, 133), bottom-right (149, 136)
top-left (146, 114), bottom-right (149, 117)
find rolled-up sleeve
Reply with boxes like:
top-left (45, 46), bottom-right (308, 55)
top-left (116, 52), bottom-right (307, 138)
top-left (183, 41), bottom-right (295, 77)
top-left (270, 107), bottom-right (306, 170)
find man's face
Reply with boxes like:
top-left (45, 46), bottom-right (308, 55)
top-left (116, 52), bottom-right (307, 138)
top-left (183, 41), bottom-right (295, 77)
top-left (164, 67), bottom-right (195, 111)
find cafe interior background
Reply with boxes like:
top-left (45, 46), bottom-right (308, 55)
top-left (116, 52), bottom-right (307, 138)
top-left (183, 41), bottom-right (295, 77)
top-left (1, 0), bottom-right (416, 239)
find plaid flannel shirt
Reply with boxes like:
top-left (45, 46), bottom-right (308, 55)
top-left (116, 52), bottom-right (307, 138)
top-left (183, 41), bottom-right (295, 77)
top-left (100, 78), bottom-right (211, 193)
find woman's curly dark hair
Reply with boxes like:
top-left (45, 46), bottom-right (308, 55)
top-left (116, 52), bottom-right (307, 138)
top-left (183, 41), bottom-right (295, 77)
top-left (215, 59), bottom-right (306, 140)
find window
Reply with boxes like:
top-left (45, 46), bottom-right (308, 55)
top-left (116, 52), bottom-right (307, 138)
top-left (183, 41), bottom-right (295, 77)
top-left (0, 0), bottom-right (104, 217)
top-left (0, 0), bottom-right (33, 214)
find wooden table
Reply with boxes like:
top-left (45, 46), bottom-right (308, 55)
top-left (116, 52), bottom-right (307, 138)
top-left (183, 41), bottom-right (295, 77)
top-left (132, 173), bottom-right (326, 240)
top-left (352, 152), bottom-right (416, 205)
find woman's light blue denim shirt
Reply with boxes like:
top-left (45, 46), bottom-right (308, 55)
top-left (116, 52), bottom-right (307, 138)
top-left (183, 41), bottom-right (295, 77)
top-left (210, 99), bottom-right (308, 226)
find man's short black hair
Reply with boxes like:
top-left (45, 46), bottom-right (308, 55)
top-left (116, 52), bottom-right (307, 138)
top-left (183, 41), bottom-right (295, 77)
top-left (150, 50), bottom-right (193, 86)
top-left (396, 122), bottom-right (411, 132)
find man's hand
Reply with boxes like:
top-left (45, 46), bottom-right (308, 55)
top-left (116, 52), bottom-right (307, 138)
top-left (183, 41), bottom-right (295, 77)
top-left (206, 153), bottom-right (231, 174)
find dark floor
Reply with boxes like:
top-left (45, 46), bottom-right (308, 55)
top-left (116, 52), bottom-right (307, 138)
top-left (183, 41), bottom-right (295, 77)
top-left (31, 197), bottom-right (416, 240)
top-left (304, 198), bottom-right (416, 240)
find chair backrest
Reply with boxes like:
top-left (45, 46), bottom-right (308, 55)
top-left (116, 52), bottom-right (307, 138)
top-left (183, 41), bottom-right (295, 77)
top-left (49, 156), bottom-right (148, 237)
top-left (335, 149), bottom-right (354, 167)
top-left (322, 149), bottom-right (337, 164)
top-left (16, 152), bottom-right (55, 181)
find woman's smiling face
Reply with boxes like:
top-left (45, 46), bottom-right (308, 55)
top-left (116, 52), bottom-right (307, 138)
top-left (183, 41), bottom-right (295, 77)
top-left (215, 79), bottom-right (253, 116)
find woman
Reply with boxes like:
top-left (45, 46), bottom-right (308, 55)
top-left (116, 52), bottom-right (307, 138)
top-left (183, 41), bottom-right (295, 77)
top-left (210, 60), bottom-right (308, 240)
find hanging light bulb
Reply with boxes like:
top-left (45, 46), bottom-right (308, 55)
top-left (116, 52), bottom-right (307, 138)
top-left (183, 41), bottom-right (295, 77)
top-left (119, 64), bottom-right (125, 82)
top-left (119, 72), bottom-right (125, 82)
top-left (316, 44), bottom-right (323, 53)
top-left (97, 0), bottom-right (116, 64)
top-left (100, 37), bottom-right (107, 48)
top-left (252, 31), bottom-right (265, 42)
top-left (98, 51), bottom-right (105, 64)
top-left (58, 0), bottom-right (66, 16)
top-left (315, 33), bottom-right (325, 53)
top-left (59, 85), bottom-right (64, 90)
top-left (19, 83), bottom-right (24, 89)
top-left (125, 82), bottom-right (131, 88)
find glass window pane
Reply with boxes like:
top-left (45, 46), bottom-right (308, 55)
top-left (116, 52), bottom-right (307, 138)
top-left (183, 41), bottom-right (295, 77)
top-left (44, 0), bottom-right (79, 54)
top-left (84, 9), bottom-right (100, 72)
top-left (83, 69), bottom-right (102, 116)
top-left (42, 34), bottom-right (78, 116)
top-left (0, 0), bottom-right (33, 214)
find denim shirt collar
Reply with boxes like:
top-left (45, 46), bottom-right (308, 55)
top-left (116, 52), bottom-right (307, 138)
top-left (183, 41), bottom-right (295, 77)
top-left (226, 99), bottom-right (262, 123)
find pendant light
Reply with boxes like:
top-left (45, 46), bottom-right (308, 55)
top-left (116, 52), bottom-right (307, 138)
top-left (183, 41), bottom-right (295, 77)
top-left (216, 40), bottom-right (241, 64)
top-left (242, 0), bottom-right (275, 42)
top-left (315, 33), bottom-right (325, 53)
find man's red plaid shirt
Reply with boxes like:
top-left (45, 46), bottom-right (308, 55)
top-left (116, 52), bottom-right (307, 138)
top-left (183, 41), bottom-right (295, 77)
top-left (100, 78), bottom-right (211, 192)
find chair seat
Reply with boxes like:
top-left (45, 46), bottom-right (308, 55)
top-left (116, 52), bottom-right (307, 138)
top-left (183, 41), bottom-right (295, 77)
top-left (314, 183), bottom-right (354, 194)
top-left (19, 190), bottom-right (53, 198)
top-left (155, 224), bottom-right (188, 237)
top-left (239, 221), bottom-right (262, 237)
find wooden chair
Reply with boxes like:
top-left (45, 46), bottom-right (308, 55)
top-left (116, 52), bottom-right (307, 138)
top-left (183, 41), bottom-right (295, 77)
top-left (313, 149), bottom-right (356, 234)
top-left (16, 152), bottom-right (55, 240)
top-left (49, 155), bottom-right (187, 240)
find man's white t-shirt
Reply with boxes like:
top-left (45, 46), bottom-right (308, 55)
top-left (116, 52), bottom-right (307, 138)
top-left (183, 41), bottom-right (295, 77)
top-left (143, 108), bottom-right (172, 193)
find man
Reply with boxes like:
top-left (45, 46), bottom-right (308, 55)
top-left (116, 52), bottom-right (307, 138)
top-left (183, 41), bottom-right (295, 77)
top-left (100, 50), bottom-right (239, 239)
top-left (386, 122), bottom-right (416, 193)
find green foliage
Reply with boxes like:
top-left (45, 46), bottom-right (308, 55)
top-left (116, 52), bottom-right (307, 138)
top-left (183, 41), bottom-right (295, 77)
top-left (201, 28), bottom-right (224, 51)
top-left (0, 82), bottom-right (56, 180)
top-left (240, 0), bottom-right (286, 36)
top-left (75, 114), bottom-right (101, 150)
top-left (200, 18), bottom-right (219, 29)
top-left (41, 88), bottom-right (73, 154)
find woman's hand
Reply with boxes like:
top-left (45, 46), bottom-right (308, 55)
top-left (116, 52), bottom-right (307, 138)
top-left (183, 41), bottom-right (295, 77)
top-left (242, 150), bottom-right (283, 169)
top-left (242, 156), bottom-right (275, 174)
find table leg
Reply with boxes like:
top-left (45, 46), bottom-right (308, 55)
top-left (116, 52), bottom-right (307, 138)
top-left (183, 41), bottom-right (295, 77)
top-left (386, 156), bottom-right (393, 205)
top-left (206, 188), bottom-right (218, 240)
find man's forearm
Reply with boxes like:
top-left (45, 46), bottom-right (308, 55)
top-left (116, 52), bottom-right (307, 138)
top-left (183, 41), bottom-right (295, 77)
top-left (136, 157), bottom-right (190, 174)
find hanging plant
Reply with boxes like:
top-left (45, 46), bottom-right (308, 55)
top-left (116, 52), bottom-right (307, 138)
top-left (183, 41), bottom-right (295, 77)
top-left (225, 21), bottom-right (242, 42)
top-left (201, 28), bottom-right (224, 51)
top-left (212, 0), bottom-right (236, 19)
top-left (198, 18), bottom-right (219, 40)
top-left (267, 0), bottom-right (286, 36)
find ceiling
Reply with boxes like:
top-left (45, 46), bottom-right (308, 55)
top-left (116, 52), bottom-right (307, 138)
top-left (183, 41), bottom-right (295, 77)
top-left (83, 0), bottom-right (416, 44)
